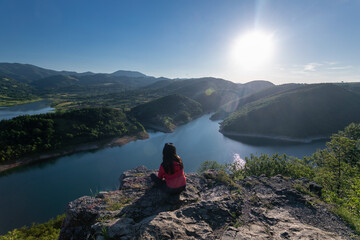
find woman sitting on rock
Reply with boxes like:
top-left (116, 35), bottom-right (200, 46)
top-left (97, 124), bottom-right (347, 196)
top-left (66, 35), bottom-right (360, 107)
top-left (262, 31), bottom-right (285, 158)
top-left (151, 143), bottom-right (186, 194)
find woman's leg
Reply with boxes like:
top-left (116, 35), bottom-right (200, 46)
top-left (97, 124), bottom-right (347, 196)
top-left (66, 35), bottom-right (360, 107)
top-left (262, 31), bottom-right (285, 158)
top-left (151, 174), bottom-right (186, 194)
top-left (166, 185), bottom-right (186, 195)
top-left (150, 173), bottom-right (166, 186)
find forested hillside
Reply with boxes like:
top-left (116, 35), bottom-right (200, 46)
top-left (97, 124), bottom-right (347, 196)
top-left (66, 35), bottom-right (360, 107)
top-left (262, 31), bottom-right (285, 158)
top-left (0, 108), bottom-right (146, 163)
top-left (220, 84), bottom-right (360, 139)
top-left (130, 94), bottom-right (203, 132)
top-left (211, 83), bottom-right (301, 120)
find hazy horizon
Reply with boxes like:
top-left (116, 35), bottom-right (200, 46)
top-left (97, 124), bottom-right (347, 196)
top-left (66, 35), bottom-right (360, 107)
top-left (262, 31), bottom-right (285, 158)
top-left (1, 0), bottom-right (360, 84)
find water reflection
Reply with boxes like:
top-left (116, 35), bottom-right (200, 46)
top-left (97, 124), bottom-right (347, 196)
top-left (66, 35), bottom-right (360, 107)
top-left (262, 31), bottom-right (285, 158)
top-left (225, 135), bottom-right (329, 147)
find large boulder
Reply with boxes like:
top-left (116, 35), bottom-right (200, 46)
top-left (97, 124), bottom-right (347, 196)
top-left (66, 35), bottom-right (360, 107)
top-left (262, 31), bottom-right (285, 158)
top-left (59, 166), bottom-right (356, 240)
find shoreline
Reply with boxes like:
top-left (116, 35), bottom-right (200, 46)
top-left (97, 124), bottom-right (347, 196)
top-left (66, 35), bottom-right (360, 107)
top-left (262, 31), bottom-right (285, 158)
top-left (0, 98), bottom-right (44, 107)
top-left (142, 123), bottom-right (174, 133)
top-left (0, 132), bottom-right (149, 174)
top-left (220, 130), bottom-right (329, 143)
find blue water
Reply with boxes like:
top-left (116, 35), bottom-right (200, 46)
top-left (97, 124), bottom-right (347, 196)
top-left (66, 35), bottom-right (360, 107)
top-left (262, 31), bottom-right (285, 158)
top-left (0, 113), bottom-right (327, 234)
top-left (0, 100), bottom-right (54, 121)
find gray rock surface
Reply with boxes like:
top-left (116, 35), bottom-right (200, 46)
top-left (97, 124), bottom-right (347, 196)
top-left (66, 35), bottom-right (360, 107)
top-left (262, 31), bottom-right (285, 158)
top-left (59, 166), bottom-right (358, 240)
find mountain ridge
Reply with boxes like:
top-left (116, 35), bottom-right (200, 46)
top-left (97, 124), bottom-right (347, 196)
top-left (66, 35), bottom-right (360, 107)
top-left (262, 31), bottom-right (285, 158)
top-left (0, 63), bottom-right (152, 83)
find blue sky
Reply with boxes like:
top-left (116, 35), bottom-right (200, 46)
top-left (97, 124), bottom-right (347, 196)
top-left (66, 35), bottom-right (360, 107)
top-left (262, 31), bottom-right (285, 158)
top-left (0, 0), bottom-right (359, 84)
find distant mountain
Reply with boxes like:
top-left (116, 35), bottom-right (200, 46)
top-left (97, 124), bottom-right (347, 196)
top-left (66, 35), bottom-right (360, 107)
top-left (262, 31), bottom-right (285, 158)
top-left (144, 78), bottom-right (273, 112)
top-left (0, 63), bottom-right (59, 83)
top-left (60, 71), bottom-right (96, 77)
top-left (220, 84), bottom-right (360, 139)
top-left (111, 70), bottom-right (148, 78)
top-left (0, 63), bottom-right (152, 86)
top-left (241, 80), bottom-right (274, 91)
top-left (130, 94), bottom-right (203, 132)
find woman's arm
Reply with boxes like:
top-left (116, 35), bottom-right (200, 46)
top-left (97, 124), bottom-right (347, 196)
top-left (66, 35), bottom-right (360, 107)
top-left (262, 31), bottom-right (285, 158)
top-left (158, 165), bottom-right (165, 179)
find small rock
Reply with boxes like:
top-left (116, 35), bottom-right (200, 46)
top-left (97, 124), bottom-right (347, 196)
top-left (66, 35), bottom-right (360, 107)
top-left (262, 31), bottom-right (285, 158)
top-left (309, 181), bottom-right (323, 196)
top-left (96, 191), bottom-right (108, 199)
top-left (280, 231), bottom-right (290, 239)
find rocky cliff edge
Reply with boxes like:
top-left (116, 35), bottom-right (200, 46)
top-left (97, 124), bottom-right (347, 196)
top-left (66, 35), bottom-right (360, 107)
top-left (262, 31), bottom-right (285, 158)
top-left (59, 166), bottom-right (358, 240)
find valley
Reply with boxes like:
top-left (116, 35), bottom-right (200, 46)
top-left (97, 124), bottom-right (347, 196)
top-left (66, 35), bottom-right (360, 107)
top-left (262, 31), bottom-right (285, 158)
top-left (0, 63), bottom-right (359, 237)
top-left (1, 63), bottom-right (360, 168)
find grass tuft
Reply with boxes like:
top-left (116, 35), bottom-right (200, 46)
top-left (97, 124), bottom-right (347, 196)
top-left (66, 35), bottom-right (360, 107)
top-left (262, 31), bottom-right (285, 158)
top-left (332, 206), bottom-right (360, 235)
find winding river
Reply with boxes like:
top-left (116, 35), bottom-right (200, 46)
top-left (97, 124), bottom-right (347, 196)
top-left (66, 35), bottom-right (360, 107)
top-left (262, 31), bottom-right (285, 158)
top-left (0, 102), bottom-right (327, 234)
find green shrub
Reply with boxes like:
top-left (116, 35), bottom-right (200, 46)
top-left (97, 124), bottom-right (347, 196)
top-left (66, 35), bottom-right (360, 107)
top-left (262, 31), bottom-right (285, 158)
top-left (239, 153), bottom-right (314, 179)
top-left (0, 214), bottom-right (65, 240)
top-left (197, 160), bottom-right (226, 174)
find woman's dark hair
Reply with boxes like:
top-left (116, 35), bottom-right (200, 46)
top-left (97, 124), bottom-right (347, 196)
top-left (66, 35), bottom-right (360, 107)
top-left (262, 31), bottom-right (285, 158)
top-left (162, 143), bottom-right (183, 174)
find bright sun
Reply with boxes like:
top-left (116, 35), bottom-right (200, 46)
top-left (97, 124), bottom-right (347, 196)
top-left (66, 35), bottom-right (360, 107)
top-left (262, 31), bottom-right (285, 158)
top-left (231, 30), bottom-right (274, 70)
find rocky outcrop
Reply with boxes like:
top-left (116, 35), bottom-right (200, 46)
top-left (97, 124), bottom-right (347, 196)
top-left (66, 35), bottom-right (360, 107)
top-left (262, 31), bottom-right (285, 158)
top-left (59, 166), bottom-right (358, 240)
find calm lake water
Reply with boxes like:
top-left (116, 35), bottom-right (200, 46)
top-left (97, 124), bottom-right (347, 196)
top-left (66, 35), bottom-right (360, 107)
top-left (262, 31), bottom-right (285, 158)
top-left (0, 105), bottom-right (327, 234)
top-left (0, 100), bottom-right (54, 121)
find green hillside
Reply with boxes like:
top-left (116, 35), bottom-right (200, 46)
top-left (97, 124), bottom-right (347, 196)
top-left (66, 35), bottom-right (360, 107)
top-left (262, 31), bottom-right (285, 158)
top-left (220, 84), bottom-right (360, 139)
top-left (31, 73), bottom-right (160, 93)
top-left (77, 74), bottom-right (159, 88)
top-left (130, 94), bottom-right (203, 132)
top-left (0, 76), bottom-right (39, 106)
top-left (32, 75), bottom-right (80, 90)
top-left (211, 83), bottom-right (301, 120)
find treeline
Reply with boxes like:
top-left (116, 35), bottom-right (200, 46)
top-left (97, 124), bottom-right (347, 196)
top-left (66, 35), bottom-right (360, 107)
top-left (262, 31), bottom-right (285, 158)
top-left (0, 108), bottom-right (145, 163)
top-left (200, 122), bottom-right (360, 233)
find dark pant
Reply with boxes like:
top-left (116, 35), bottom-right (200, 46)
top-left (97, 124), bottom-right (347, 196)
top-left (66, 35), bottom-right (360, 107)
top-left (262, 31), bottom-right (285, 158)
top-left (150, 173), bottom-right (186, 195)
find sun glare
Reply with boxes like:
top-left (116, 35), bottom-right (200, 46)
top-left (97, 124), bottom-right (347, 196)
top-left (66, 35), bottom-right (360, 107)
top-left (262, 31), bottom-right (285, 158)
top-left (231, 30), bottom-right (274, 70)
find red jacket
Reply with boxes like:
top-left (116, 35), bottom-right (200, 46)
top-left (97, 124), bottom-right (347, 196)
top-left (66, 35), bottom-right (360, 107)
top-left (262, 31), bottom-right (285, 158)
top-left (158, 161), bottom-right (186, 189)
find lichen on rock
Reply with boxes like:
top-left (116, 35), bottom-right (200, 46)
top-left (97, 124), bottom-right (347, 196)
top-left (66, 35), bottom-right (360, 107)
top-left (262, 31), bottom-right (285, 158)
top-left (59, 166), bottom-right (357, 240)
